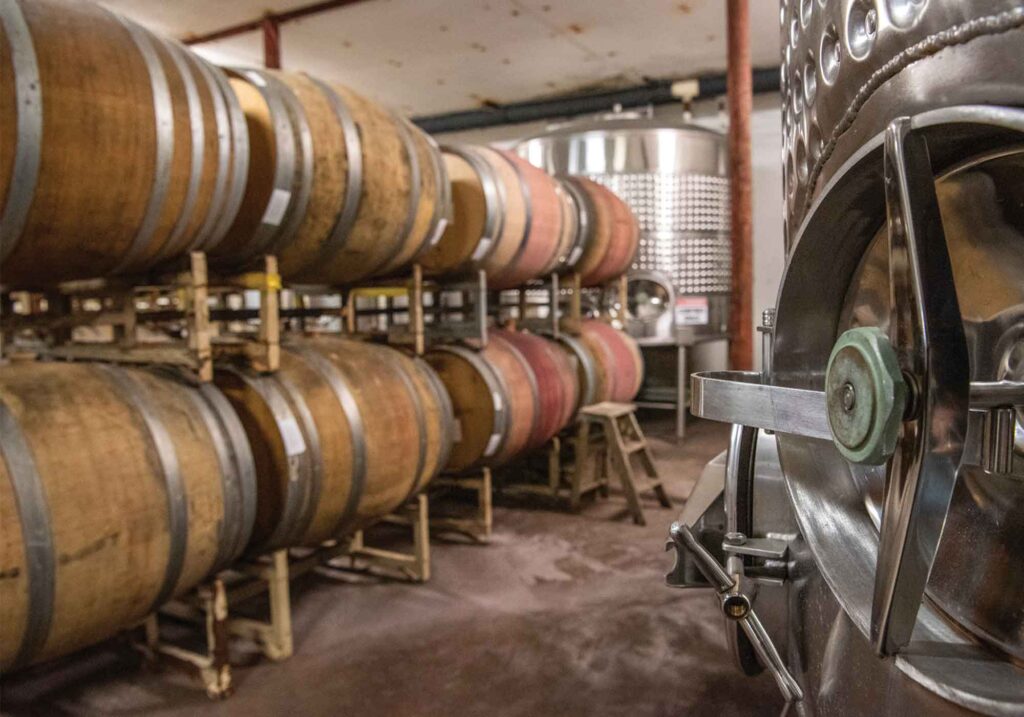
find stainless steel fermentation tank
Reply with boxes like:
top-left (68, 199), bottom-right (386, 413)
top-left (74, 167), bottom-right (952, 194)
top-left (669, 1), bottom-right (1024, 715)
top-left (518, 115), bottom-right (731, 438)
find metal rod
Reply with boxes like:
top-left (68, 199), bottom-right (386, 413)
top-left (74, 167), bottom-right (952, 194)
top-left (726, 0), bottom-right (754, 371)
top-left (412, 68), bottom-right (781, 134)
top-left (262, 16), bottom-right (281, 69)
top-left (181, 0), bottom-right (371, 46)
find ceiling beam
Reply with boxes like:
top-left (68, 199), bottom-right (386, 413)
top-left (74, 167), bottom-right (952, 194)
top-left (181, 0), bottom-right (371, 46)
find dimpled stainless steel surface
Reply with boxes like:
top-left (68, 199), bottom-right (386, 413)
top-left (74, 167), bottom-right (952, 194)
top-left (516, 114), bottom-right (731, 305)
top-left (779, 0), bottom-right (1024, 244)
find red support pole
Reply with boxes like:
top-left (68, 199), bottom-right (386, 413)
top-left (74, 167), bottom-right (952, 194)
top-left (262, 16), bottom-right (281, 69)
top-left (726, 0), bottom-right (753, 370)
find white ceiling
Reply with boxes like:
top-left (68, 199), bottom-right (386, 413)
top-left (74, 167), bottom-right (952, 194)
top-left (101, 0), bottom-right (781, 117)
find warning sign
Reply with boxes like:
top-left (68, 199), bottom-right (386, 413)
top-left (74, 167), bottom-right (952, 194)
top-left (675, 296), bottom-right (709, 326)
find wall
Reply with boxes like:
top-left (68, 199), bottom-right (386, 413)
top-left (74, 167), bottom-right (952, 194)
top-left (434, 92), bottom-right (786, 370)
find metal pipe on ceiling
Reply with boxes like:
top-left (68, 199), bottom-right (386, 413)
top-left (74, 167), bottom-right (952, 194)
top-left (411, 67), bottom-right (779, 134)
top-left (726, 0), bottom-right (753, 371)
top-left (180, 0), bottom-right (370, 46)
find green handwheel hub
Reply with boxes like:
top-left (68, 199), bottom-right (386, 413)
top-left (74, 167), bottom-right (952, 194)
top-left (825, 327), bottom-right (907, 465)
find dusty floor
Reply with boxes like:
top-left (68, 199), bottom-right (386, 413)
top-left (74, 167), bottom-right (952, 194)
top-left (1, 417), bottom-right (781, 717)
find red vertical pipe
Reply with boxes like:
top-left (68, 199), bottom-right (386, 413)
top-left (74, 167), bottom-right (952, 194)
top-left (262, 16), bottom-right (281, 69)
top-left (726, 0), bottom-right (753, 370)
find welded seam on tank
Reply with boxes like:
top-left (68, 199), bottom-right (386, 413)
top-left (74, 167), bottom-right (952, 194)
top-left (154, 38), bottom-right (205, 262)
top-left (384, 113), bottom-right (423, 272)
top-left (265, 74), bottom-right (314, 259)
top-left (802, 7), bottom-right (1024, 223)
top-left (189, 58), bottom-right (232, 251)
top-left (111, 14), bottom-right (174, 275)
top-left (437, 345), bottom-right (509, 460)
top-left (377, 349), bottom-right (428, 499)
top-left (287, 345), bottom-right (368, 538)
top-left (209, 63), bottom-right (250, 250)
top-left (0, 0), bottom-right (42, 264)
top-left (305, 77), bottom-right (364, 274)
top-left (274, 371), bottom-right (323, 546)
top-left (0, 401), bottom-right (54, 670)
top-left (196, 382), bottom-right (257, 563)
top-left (443, 145), bottom-right (502, 268)
top-left (96, 365), bottom-right (188, 613)
top-left (414, 356), bottom-right (456, 484)
top-left (497, 151), bottom-right (534, 281)
top-left (228, 369), bottom-right (311, 551)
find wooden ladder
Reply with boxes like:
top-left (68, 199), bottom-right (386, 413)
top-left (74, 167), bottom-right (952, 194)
top-left (580, 402), bottom-right (672, 526)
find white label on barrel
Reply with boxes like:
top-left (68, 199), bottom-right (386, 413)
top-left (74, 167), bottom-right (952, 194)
top-left (471, 237), bottom-right (493, 261)
top-left (675, 296), bottom-right (709, 326)
top-left (262, 188), bottom-right (292, 227)
top-left (483, 432), bottom-right (501, 457)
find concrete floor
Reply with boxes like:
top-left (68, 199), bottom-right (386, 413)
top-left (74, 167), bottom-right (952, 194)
top-left (1, 418), bottom-right (781, 717)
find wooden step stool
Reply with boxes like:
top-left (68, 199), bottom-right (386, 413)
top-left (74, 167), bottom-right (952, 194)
top-left (579, 402), bottom-right (672, 526)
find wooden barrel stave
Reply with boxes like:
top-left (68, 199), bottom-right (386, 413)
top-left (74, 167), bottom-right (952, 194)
top-left (425, 334), bottom-right (541, 472)
top-left (556, 333), bottom-right (602, 414)
top-left (212, 71), bottom-right (445, 285)
top-left (0, 361), bottom-right (255, 671)
top-left (0, 0), bottom-right (248, 287)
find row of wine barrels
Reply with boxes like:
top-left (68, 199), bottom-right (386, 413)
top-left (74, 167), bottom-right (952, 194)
top-left (0, 360), bottom-right (257, 670)
top-left (211, 69), bottom-right (449, 285)
top-left (577, 319), bottom-right (644, 403)
top-left (215, 337), bottom-right (453, 551)
top-left (490, 329), bottom-right (577, 451)
top-left (0, 0), bottom-right (249, 288)
top-left (421, 145), bottom-right (568, 289)
top-left (420, 144), bottom-right (638, 289)
top-left (567, 177), bottom-right (640, 287)
top-left (424, 336), bottom-right (540, 472)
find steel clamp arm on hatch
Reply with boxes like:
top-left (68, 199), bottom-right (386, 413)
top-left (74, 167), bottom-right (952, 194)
top-left (870, 117), bottom-right (970, 656)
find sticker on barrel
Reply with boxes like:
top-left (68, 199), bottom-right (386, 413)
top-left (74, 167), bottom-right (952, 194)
top-left (674, 296), bottom-right (709, 326)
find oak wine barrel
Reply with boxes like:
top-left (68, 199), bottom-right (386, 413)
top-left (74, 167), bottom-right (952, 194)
top-left (491, 329), bottom-right (577, 450)
top-left (212, 68), bottom-right (448, 285)
top-left (0, 0), bottom-right (249, 288)
top-left (487, 150), bottom-right (563, 288)
top-left (0, 361), bottom-right (256, 670)
top-left (421, 145), bottom-right (565, 288)
top-left (578, 319), bottom-right (644, 403)
top-left (424, 336), bottom-right (540, 472)
top-left (215, 337), bottom-right (452, 551)
top-left (567, 178), bottom-right (639, 287)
